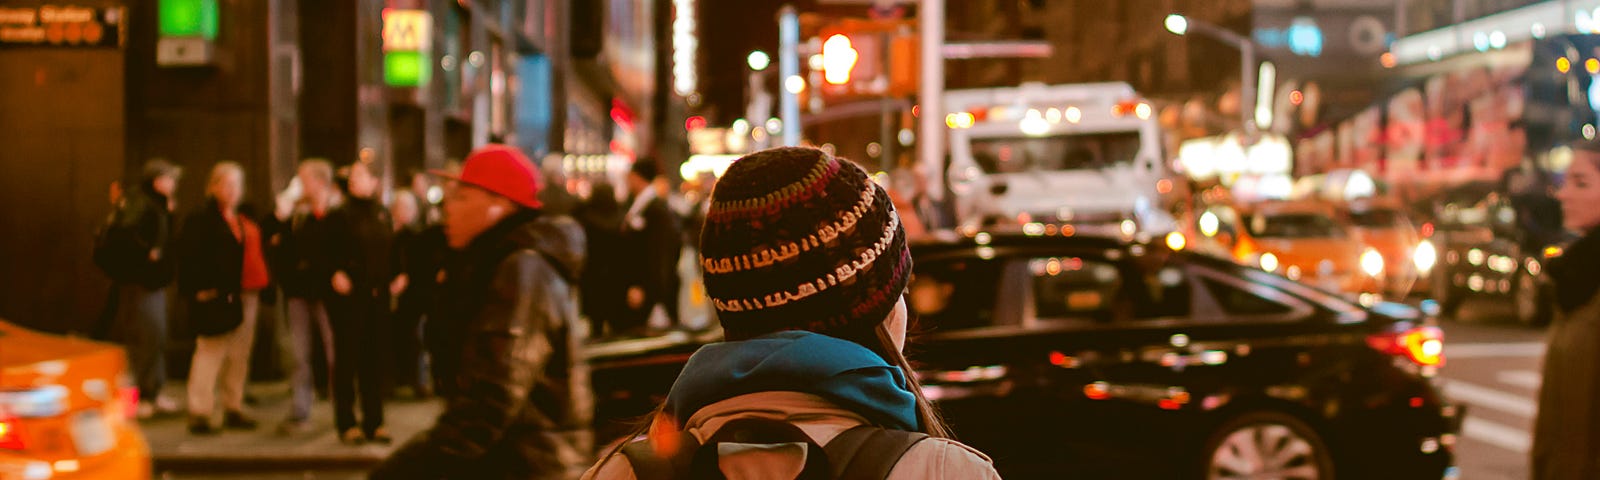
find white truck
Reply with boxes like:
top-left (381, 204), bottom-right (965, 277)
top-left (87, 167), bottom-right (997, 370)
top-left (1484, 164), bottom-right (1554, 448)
top-left (943, 82), bottom-right (1175, 233)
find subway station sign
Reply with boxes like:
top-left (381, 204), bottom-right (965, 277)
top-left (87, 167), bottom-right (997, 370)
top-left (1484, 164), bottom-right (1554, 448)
top-left (382, 9), bottom-right (431, 87)
top-left (0, 5), bottom-right (123, 48)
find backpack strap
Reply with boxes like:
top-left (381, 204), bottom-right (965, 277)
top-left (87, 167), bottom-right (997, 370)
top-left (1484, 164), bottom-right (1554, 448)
top-left (690, 418), bottom-right (832, 480)
top-left (823, 426), bottom-right (929, 480)
top-left (621, 431), bottom-right (699, 480)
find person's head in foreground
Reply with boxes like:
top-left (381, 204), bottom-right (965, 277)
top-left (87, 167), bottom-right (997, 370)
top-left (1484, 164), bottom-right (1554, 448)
top-left (589, 146), bottom-right (1000, 479)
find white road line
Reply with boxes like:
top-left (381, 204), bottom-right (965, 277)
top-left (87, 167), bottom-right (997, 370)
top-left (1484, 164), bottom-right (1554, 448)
top-left (1461, 416), bottom-right (1532, 454)
top-left (1443, 380), bottom-right (1538, 419)
top-left (1447, 342), bottom-right (1545, 359)
top-left (1496, 370), bottom-right (1542, 390)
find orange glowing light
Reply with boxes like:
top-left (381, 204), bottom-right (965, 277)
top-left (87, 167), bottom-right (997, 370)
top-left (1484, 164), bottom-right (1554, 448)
top-left (1156, 179), bottom-right (1173, 194)
top-left (1558, 57), bottom-right (1572, 73)
top-left (1290, 90), bottom-right (1305, 106)
top-left (1084, 383), bottom-right (1110, 400)
top-left (1585, 58), bottom-right (1598, 74)
top-left (1409, 397), bottom-right (1425, 408)
top-left (1380, 52), bottom-right (1397, 68)
top-left (1049, 351), bottom-right (1069, 366)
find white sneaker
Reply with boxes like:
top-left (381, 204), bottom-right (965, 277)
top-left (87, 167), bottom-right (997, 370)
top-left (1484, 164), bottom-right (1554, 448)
top-left (136, 403), bottom-right (156, 420)
top-left (154, 395), bottom-right (180, 414)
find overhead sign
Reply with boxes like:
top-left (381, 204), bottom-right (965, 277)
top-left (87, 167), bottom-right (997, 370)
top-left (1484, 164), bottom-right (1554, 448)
top-left (0, 5), bottom-right (122, 48)
top-left (382, 9), bottom-right (429, 52)
top-left (382, 9), bottom-right (431, 87)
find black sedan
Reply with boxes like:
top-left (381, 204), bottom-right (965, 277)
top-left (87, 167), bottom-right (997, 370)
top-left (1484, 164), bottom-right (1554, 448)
top-left (588, 230), bottom-right (1462, 479)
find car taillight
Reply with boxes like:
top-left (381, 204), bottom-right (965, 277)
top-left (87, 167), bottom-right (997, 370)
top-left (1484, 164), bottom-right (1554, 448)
top-left (120, 386), bottom-right (140, 420)
top-left (1368, 326), bottom-right (1445, 366)
top-left (0, 417), bottom-right (21, 450)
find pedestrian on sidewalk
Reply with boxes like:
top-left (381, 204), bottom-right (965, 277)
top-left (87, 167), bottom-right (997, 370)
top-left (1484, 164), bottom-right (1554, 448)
top-left (176, 162), bottom-right (267, 434)
top-left (327, 160), bottom-right (399, 445)
top-left (276, 159), bottom-right (341, 435)
top-left (369, 144), bottom-right (591, 480)
top-left (1533, 140), bottom-right (1600, 479)
top-left (96, 159), bottom-right (184, 418)
top-left (389, 189), bottom-right (445, 398)
top-left (575, 182), bottom-right (627, 340)
top-left (583, 147), bottom-right (999, 480)
top-left (619, 159), bottom-right (683, 336)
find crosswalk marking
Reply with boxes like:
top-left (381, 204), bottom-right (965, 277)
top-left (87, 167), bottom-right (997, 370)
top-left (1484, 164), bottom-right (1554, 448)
top-left (1496, 370), bottom-right (1541, 390)
top-left (1443, 380), bottom-right (1538, 419)
top-left (1462, 417), bottom-right (1532, 454)
top-left (1447, 342), bottom-right (1545, 359)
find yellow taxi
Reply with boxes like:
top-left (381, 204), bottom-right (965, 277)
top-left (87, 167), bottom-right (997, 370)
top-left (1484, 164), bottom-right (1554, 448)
top-left (0, 321), bottom-right (150, 480)
top-left (1233, 201), bottom-right (1384, 297)
top-left (1342, 198), bottom-right (1431, 296)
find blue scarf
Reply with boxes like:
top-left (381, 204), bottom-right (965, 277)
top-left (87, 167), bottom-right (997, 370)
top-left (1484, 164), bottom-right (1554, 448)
top-left (663, 331), bottom-right (920, 431)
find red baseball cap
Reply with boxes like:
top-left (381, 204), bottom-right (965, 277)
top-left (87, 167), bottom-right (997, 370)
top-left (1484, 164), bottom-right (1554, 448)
top-left (432, 144), bottom-right (543, 209)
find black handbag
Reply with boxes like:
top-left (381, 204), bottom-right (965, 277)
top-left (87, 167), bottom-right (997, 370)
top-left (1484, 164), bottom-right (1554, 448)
top-left (190, 293), bottom-right (245, 337)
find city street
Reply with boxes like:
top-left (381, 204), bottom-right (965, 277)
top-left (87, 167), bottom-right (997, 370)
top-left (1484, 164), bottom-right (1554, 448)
top-left (1438, 301), bottom-right (1549, 480)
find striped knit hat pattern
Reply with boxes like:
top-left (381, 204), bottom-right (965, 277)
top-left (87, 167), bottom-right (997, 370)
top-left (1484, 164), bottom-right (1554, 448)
top-left (700, 147), bottom-right (911, 341)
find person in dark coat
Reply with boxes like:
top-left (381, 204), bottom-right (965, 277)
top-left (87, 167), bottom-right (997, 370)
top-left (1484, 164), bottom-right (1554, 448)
top-left (277, 159), bottom-right (341, 434)
top-left (1533, 141), bottom-right (1600, 479)
top-left (619, 159), bottom-right (683, 335)
top-left (390, 189), bottom-right (447, 397)
top-left (327, 160), bottom-right (399, 444)
top-left (98, 159), bottom-right (183, 418)
top-left (575, 182), bottom-right (627, 339)
top-left (369, 145), bottom-right (590, 480)
top-left (177, 162), bottom-right (268, 434)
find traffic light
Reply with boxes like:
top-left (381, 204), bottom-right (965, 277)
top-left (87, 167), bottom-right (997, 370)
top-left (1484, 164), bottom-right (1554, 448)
top-left (822, 34), bottom-right (858, 85)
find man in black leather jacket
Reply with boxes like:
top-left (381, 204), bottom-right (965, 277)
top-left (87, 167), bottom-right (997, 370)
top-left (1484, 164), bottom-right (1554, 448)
top-left (370, 145), bottom-right (590, 480)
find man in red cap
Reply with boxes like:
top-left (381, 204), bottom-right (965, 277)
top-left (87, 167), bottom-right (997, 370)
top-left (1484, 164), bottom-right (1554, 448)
top-left (371, 144), bottom-right (592, 479)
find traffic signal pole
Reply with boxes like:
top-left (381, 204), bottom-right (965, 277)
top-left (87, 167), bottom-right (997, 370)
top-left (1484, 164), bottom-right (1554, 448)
top-left (779, 5), bottom-right (802, 147)
top-left (917, 0), bottom-right (944, 202)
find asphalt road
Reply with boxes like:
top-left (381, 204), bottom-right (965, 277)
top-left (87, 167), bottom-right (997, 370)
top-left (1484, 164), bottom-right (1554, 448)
top-left (1438, 300), bottom-right (1549, 480)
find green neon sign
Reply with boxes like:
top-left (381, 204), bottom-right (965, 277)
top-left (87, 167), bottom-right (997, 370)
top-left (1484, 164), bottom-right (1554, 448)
top-left (385, 51), bottom-right (430, 87)
top-left (159, 0), bottom-right (218, 39)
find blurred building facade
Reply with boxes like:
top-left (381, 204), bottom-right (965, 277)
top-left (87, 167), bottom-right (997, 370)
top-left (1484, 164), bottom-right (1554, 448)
top-left (0, 0), bottom-right (675, 332)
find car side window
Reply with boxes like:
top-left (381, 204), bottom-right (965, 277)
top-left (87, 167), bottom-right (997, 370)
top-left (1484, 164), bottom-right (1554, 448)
top-left (910, 258), bottom-right (1003, 331)
top-left (1030, 251), bottom-right (1191, 323)
top-left (1200, 278), bottom-right (1294, 315)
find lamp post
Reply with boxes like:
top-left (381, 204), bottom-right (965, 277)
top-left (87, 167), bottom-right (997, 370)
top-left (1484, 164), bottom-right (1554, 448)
top-left (1166, 14), bottom-right (1258, 138)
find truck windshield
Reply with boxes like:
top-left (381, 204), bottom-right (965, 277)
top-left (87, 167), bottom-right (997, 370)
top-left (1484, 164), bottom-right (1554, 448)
top-left (970, 132), bottom-right (1141, 175)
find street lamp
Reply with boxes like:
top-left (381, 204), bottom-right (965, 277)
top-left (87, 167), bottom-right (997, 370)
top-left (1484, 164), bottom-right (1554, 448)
top-left (1165, 13), bottom-right (1258, 138)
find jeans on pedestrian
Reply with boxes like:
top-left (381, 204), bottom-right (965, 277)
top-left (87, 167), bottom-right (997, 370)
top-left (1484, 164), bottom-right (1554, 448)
top-left (285, 297), bottom-right (333, 422)
top-left (115, 284), bottom-right (168, 402)
top-left (187, 291), bottom-right (259, 418)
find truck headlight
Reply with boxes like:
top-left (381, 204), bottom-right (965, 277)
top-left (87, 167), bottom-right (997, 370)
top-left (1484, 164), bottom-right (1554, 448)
top-left (1362, 248), bottom-right (1386, 277)
top-left (1414, 240), bottom-right (1438, 272)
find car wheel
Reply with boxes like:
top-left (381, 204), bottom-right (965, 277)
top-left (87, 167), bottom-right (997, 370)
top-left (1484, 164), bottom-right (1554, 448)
top-left (1202, 411), bottom-right (1334, 480)
top-left (1430, 271), bottom-right (1460, 316)
top-left (1514, 268), bottom-right (1551, 327)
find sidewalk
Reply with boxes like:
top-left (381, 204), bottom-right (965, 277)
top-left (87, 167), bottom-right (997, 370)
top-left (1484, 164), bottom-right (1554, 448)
top-left (143, 381), bottom-right (442, 473)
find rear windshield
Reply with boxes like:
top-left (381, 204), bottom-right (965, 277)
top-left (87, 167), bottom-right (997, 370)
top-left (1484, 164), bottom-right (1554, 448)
top-left (970, 132), bottom-right (1141, 174)
top-left (1250, 213), bottom-right (1346, 239)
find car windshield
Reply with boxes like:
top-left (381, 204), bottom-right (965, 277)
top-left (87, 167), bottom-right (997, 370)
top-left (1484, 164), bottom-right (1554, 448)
top-left (970, 132), bottom-right (1141, 175)
top-left (1251, 213), bottom-right (1346, 238)
top-left (1349, 208), bottom-right (1406, 228)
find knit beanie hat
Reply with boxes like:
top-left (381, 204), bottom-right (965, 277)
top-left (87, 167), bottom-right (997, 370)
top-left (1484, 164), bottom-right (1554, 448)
top-left (700, 147), bottom-right (911, 341)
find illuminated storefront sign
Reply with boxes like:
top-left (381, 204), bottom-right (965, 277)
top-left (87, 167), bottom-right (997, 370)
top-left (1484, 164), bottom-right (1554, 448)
top-left (0, 5), bottom-right (122, 48)
top-left (672, 0), bottom-right (697, 96)
top-left (383, 9), bottom-right (431, 87)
